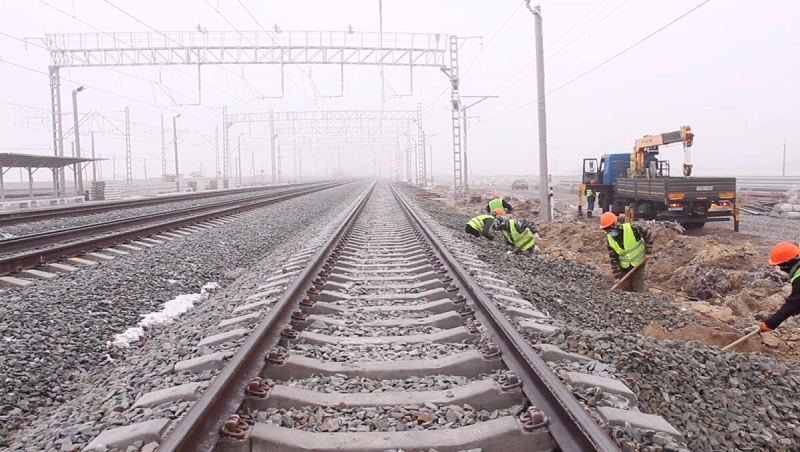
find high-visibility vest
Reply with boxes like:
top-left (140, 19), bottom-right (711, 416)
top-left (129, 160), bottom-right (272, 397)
top-left (607, 223), bottom-right (645, 268)
top-left (791, 266), bottom-right (800, 283)
top-left (586, 189), bottom-right (594, 197)
top-left (502, 220), bottom-right (535, 251)
top-left (468, 215), bottom-right (494, 234)
top-left (488, 198), bottom-right (505, 214)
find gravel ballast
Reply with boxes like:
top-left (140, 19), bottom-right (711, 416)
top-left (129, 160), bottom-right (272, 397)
top-left (0, 181), bottom-right (369, 450)
top-left (0, 184), bottom-right (312, 238)
top-left (408, 190), bottom-right (800, 452)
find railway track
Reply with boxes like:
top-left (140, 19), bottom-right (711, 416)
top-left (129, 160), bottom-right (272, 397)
top-left (0, 181), bottom-right (349, 277)
top-left (0, 182), bottom-right (322, 227)
top-left (78, 181), bottom-right (696, 452)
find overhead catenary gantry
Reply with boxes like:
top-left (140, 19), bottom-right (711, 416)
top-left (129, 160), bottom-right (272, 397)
top-left (42, 30), bottom-right (467, 192)
top-left (224, 109), bottom-right (421, 184)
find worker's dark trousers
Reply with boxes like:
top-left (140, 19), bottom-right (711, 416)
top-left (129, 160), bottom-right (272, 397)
top-left (587, 197), bottom-right (595, 211)
top-left (618, 262), bottom-right (646, 293)
top-left (465, 225), bottom-right (481, 238)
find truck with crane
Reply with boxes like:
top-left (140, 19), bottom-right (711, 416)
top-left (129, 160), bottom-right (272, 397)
top-left (582, 126), bottom-right (736, 229)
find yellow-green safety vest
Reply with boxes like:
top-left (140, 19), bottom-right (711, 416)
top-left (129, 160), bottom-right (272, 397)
top-left (586, 189), bottom-right (594, 197)
top-left (468, 215), bottom-right (495, 234)
top-left (607, 223), bottom-right (645, 269)
top-left (488, 198), bottom-right (505, 214)
top-left (791, 267), bottom-right (800, 283)
top-left (502, 220), bottom-right (535, 251)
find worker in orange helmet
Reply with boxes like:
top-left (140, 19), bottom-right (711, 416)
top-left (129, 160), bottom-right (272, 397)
top-left (600, 212), bottom-right (653, 292)
top-left (756, 242), bottom-right (800, 332)
top-left (485, 194), bottom-right (513, 216)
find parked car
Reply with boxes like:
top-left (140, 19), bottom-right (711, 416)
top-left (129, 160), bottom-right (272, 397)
top-left (511, 179), bottom-right (529, 190)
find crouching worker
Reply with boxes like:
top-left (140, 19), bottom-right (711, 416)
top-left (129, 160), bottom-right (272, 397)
top-left (465, 209), bottom-right (500, 240)
top-left (495, 215), bottom-right (537, 255)
top-left (757, 242), bottom-right (800, 333)
top-left (600, 212), bottom-right (652, 292)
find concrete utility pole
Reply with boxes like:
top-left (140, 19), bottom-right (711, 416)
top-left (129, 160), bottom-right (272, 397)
top-left (783, 139), bottom-right (787, 177)
top-left (526, 1), bottom-right (553, 221)
top-left (71, 86), bottom-right (85, 195)
top-left (173, 113), bottom-right (181, 192)
top-left (125, 107), bottom-right (132, 184)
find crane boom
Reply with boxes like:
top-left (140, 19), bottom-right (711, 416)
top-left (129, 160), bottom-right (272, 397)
top-left (631, 125), bottom-right (695, 177)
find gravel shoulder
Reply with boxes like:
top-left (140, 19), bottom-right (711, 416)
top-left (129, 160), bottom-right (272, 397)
top-left (411, 192), bottom-right (800, 452)
top-left (0, 185), bottom-right (305, 238)
top-left (0, 181), bottom-right (368, 450)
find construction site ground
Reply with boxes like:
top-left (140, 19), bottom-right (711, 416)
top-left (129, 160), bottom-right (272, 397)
top-left (435, 183), bottom-right (800, 362)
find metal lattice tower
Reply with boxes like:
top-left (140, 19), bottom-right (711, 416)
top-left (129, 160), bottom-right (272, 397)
top-left (417, 102), bottom-right (425, 185)
top-left (41, 31), bottom-right (459, 190)
top-left (406, 120), bottom-right (413, 183)
top-left (160, 114), bottom-right (167, 181)
top-left (222, 107), bottom-right (230, 182)
top-left (448, 35), bottom-right (464, 194)
top-left (125, 107), bottom-right (132, 184)
top-left (214, 125), bottom-right (220, 182)
top-left (269, 110), bottom-right (276, 184)
top-left (48, 66), bottom-right (65, 194)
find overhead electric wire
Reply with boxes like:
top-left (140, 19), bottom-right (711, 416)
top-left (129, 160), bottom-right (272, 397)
top-left (547, 0), bottom-right (712, 95)
top-left (544, 0), bottom-right (608, 51)
top-left (476, 0), bottom-right (712, 126)
top-left (100, 0), bottom-right (281, 114)
top-left (546, 0), bottom-right (632, 61)
top-left (201, 0), bottom-right (326, 110)
top-left (460, 0), bottom-right (525, 78)
top-left (235, 0), bottom-right (329, 107)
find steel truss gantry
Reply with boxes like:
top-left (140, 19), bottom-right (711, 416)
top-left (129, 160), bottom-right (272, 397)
top-left (224, 110), bottom-right (421, 184)
top-left (43, 30), bottom-right (458, 189)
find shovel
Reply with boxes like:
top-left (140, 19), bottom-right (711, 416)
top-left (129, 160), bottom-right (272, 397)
top-left (609, 257), bottom-right (649, 291)
top-left (722, 326), bottom-right (761, 351)
top-left (508, 236), bottom-right (535, 255)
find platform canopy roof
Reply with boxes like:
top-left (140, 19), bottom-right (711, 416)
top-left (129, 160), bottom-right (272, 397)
top-left (0, 153), bottom-right (101, 169)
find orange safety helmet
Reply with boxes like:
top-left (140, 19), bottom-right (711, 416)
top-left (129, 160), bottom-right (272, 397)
top-left (590, 180), bottom-right (597, 184)
top-left (768, 242), bottom-right (800, 265)
top-left (492, 194), bottom-right (501, 199)
top-left (599, 212), bottom-right (617, 229)
top-left (493, 207), bottom-right (505, 216)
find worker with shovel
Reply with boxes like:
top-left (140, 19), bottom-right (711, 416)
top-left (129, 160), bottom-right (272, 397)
top-left (723, 242), bottom-right (800, 351)
top-left (757, 242), bottom-right (800, 332)
top-left (601, 212), bottom-right (653, 293)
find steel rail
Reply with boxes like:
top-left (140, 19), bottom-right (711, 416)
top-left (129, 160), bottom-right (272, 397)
top-left (389, 183), bottom-right (621, 452)
top-left (0, 182), bottom-right (322, 227)
top-left (0, 182), bottom-right (337, 254)
top-left (0, 181), bottom-right (352, 275)
top-left (157, 181), bottom-right (376, 452)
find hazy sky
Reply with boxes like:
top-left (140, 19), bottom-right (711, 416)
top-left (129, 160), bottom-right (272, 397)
top-left (1, 0), bottom-right (798, 183)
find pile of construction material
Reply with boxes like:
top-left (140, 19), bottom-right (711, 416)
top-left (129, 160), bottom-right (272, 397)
top-left (90, 181), bottom-right (122, 200)
top-left (768, 203), bottom-right (800, 219)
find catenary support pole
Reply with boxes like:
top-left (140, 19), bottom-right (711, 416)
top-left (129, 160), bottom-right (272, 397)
top-left (527, 2), bottom-right (553, 222)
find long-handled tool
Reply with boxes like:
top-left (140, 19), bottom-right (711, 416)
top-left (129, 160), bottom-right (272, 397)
top-left (650, 285), bottom-right (700, 302)
top-left (609, 256), bottom-right (649, 291)
top-left (722, 326), bottom-right (761, 351)
top-left (508, 236), bottom-right (535, 255)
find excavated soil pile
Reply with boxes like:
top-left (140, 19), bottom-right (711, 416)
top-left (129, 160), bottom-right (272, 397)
top-left (535, 219), bottom-right (800, 360)
top-left (537, 221), bottom-right (784, 301)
